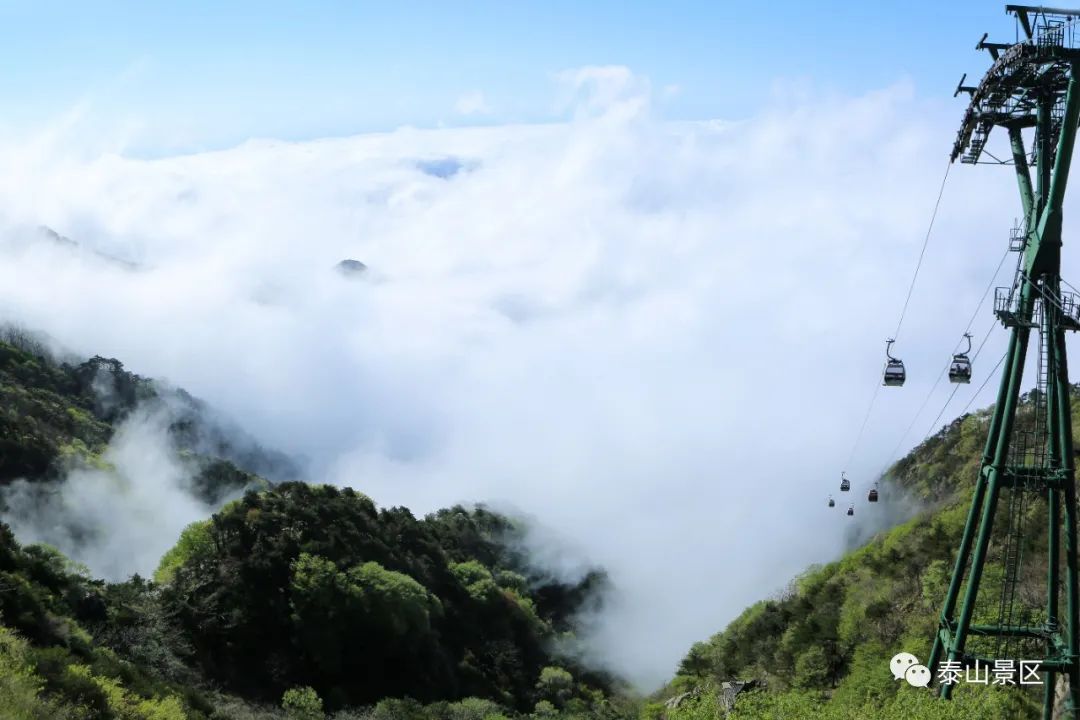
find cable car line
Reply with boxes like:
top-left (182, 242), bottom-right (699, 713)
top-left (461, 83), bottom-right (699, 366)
top-left (844, 380), bottom-right (882, 471)
top-left (963, 246), bottom-right (1012, 336)
top-left (922, 382), bottom-right (964, 443)
top-left (891, 158), bottom-right (953, 342)
top-left (883, 245), bottom-right (1010, 464)
top-left (887, 362), bottom-right (950, 463)
top-left (843, 159), bottom-right (954, 481)
top-left (959, 350), bottom-right (1008, 417)
top-left (920, 320), bottom-right (998, 442)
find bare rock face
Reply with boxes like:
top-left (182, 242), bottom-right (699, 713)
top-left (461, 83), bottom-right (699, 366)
top-left (664, 689), bottom-right (698, 710)
top-left (335, 259), bottom-right (368, 277)
top-left (719, 680), bottom-right (757, 712)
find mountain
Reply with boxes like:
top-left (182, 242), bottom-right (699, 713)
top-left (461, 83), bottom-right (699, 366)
top-left (649, 389), bottom-right (1080, 719)
top-left (335, 259), bottom-right (369, 277)
top-left (4, 322), bottom-right (1069, 720)
top-left (0, 325), bottom-right (300, 493)
top-left (35, 226), bottom-right (140, 271)
top-left (0, 329), bottom-right (637, 719)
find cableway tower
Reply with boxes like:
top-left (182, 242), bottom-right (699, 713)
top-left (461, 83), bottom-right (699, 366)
top-left (929, 6), bottom-right (1080, 717)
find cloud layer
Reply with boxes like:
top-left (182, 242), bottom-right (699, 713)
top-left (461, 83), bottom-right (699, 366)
top-left (0, 68), bottom-right (1065, 687)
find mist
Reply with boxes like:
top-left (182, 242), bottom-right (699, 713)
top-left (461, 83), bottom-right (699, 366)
top-left (2, 405), bottom-right (212, 582)
top-left (0, 67), bottom-right (1066, 688)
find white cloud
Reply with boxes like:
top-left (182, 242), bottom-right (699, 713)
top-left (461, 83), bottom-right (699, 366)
top-left (2, 406), bottom-right (212, 582)
top-left (0, 67), bottom-right (1050, 688)
top-left (455, 90), bottom-right (492, 116)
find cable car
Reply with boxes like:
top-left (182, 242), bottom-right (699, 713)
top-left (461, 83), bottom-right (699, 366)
top-left (828, 495), bottom-right (836, 507)
top-left (949, 333), bottom-right (973, 384)
top-left (840, 472), bottom-right (851, 492)
top-left (883, 338), bottom-right (906, 387)
top-left (847, 505), bottom-right (855, 516)
top-left (868, 484), bottom-right (879, 503)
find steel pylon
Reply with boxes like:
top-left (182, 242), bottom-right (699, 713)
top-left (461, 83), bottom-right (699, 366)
top-left (928, 6), bottom-right (1080, 718)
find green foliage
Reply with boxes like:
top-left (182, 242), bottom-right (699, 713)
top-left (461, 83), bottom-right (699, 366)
top-left (717, 685), bottom-right (1037, 719)
top-left (282, 686), bottom-right (324, 720)
top-left (0, 336), bottom-right (631, 719)
top-left (35, 334), bottom-right (1061, 720)
top-left (159, 483), bottom-right (612, 711)
top-left (792, 646), bottom-right (830, 690)
top-left (658, 389), bottom-right (1080, 718)
top-left (66, 664), bottom-right (188, 720)
top-left (154, 521), bottom-right (214, 585)
top-left (535, 667), bottom-right (573, 708)
top-left (0, 333), bottom-right (296, 494)
top-left (0, 624), bottom-right (73, 720)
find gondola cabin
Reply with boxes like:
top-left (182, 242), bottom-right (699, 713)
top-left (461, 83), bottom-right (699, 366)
top-left (883, 359), bottom-right (906, 386)
top-left (949, 334), bottom-right (973, 384)
top-left (828, 496), bottom-right (836, 507)
top-left (840, 473), bottom-right (851, 492)
top-left (847, 505), bottom-right (855, 516)
top-left (868, 486), bottom-right (879, 502)
top-left (883, 338), bottom-right (905, 387)
top-left (949, 356), bottom-right (972, 383)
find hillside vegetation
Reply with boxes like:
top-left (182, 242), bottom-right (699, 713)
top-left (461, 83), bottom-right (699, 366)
top-left (0, 330), bottom-right (637, 719)
top-left (3, 325), bottom-right (1075, 719)
top-left (652, 389), bottom-right (1080, 719)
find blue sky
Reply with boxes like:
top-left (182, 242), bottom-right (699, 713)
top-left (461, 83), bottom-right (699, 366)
top-left (0, 1), bottom-right (1026, 153)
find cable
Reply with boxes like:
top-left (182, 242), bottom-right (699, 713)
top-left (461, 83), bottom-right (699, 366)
top-left (959, 350), bottom-right (1009, 417)
top-left (845, 381), bottom-right (882, 471)
top-left (846, 158), bottom-right (953, 474)
top-left (885, 246), bottom-right (1010, 463)
top-left (919, 320), bottom-right (1000, 441)
top-left (887, 363), bottom-right (949, 462)
top-left (892, 158), bottom-right (953, 341)
top-left (972, 320), bottom-right (995, 360)
top-left (912, 257), bottom-right (1073, 444)
top-left (964, 247), bottom-right (1011, 336)
top-left (922, 384), bottom-right (963, 442)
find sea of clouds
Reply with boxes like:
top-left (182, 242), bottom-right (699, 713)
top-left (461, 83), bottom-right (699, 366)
top-left (0, 66), bottom-right (1065, 688)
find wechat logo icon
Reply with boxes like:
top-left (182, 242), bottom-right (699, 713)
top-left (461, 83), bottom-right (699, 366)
top-left (890, 652), bottom-right (930, 687)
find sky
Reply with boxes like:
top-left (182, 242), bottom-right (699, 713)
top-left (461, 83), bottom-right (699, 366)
top-left (0, 0), bottom-right (1071, 692)
top-left (0, 1), bottom-right (1032, 154)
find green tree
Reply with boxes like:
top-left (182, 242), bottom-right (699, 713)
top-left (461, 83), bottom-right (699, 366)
top-left (535, 666), bottom-right (574, 708)
top-left (153, 520), bottom-right (213, 584)
top-left (283, 686), bottom-right (324, 720)
top-left (792, 645), bottom-right (830, 689)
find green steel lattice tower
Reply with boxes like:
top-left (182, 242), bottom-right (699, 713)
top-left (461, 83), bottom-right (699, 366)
top-left (927, 6), bottom-right (1080, 718)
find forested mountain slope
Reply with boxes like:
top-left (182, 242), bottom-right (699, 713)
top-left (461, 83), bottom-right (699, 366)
top-left (0, 330), bottom-right (637, 719)
top-left (652, 388), bottom-right (1080, 719)
top-left (6, 325), bottom-right (1074, 720)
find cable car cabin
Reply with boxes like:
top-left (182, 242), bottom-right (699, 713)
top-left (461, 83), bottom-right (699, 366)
top-left (847, 505), bottom-right (855, 516)
top-left (828, 497), bottom-right (836, 507)
top-left (949, 357), bottom-right (971, 383)
top-left (868, 487), bottom-right (879, 503)
top-left (883, 338), bottom-right (905, 387)
top-left (840, 475), bottom-right (851, 492)
top-left (949, 335), bottom-right (972, 384)
top-left (883, 359), bottom-right (906, 387)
